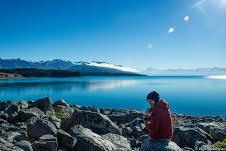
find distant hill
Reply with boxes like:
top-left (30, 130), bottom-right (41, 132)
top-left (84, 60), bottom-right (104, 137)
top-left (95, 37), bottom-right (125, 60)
top-left (0, 68), bottom-right (80, 78)
top-left (0, 58), bottom-right (141, 76)
top-left (142, 67), bottom-right (226, 76)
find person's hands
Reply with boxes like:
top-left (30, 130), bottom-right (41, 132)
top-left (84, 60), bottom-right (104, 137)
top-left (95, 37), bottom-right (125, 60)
top-left (143, 113), bottom-right (150, 123)
top-left (146, 108), bottom-right (152, 114)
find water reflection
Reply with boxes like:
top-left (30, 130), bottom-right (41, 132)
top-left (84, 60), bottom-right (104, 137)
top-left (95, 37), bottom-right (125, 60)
top-left (0, 77), bottom-right (226, 116)
top-left (0, 79), bottom-right (139, 96)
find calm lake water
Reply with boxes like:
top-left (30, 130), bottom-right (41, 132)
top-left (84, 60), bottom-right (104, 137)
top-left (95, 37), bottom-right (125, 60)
top-left (0, 76), bottom-right (226, 117)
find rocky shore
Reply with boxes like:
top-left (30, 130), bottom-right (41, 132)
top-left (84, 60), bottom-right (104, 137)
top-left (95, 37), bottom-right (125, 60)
top-left (0, 97), bottom-right (225, 151)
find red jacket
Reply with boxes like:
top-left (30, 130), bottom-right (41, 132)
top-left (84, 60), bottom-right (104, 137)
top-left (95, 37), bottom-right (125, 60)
top-left (145, 100), bottom-right (173, 140)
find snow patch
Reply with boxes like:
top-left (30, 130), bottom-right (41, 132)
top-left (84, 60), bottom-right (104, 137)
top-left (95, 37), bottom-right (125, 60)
top-left (87, 61), bottom-right (141, 73)
top-left (207, 75), bottom-right (226, 80)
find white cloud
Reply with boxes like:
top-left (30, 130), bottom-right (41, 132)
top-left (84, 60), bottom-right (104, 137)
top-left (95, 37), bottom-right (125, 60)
top-left (168, 27), bottom-right (174, 33)
top-left (147, 43), bottom-right (153, 49)
top-left (88, 62), bottom-right (141, 73)
top-left (184, 16), bottom-right (190, 22)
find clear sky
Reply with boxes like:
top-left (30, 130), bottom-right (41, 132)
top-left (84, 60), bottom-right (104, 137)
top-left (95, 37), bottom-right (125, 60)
top-left (0, 0), bottom-right (226, 70)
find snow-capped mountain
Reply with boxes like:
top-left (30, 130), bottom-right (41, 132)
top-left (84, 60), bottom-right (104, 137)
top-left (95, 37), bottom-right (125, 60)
top-left (142, 67), bottom-right (226, 76)
top-left (74, 61), bottom-right (140, 73)
top-left (0, 58), bottom-right (141, 76)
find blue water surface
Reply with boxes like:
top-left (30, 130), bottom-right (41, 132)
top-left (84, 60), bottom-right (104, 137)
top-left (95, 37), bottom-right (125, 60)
top-left (0, 76), bottom-right (226, 117)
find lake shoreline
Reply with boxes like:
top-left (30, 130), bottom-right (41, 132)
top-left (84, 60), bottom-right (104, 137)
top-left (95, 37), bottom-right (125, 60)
top-left (0, 75), bottom-right (226, 117)
top-left (0, 97), bottom-right (225, 150)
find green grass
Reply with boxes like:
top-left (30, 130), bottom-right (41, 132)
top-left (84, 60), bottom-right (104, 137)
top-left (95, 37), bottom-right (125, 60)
top-left (214, 138), bottom-right (226, 149)
top-left (54, 109), bottom-right (67, 119)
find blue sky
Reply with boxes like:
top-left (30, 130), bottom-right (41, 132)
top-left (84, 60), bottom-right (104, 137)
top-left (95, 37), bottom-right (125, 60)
top-left (0, 0), bottom-right (226, 69)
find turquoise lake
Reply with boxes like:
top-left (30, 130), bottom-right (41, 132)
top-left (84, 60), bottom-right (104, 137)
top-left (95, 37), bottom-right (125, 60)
top-left (0, 76), bottom-right (226, 117)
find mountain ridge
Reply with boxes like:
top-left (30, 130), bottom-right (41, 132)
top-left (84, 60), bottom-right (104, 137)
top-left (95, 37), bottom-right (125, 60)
top-left (0, 58), bottom-right (141, 76)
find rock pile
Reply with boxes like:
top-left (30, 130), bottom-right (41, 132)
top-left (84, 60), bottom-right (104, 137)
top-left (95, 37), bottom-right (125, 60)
top-left (0, 97), bottom-right (225, 151)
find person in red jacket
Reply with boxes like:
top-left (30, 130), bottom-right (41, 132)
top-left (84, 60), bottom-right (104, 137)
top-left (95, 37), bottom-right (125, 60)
top-left (144, 91), bottom-right (173, 140)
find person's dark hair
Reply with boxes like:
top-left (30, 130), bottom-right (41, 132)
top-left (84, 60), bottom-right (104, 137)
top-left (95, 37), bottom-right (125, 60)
top-left (146, 91), bottom-right (160, 102)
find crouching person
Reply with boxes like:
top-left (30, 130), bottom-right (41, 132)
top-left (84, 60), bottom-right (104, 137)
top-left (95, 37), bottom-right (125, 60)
top-left (140, 91), bottom-right (181, 151)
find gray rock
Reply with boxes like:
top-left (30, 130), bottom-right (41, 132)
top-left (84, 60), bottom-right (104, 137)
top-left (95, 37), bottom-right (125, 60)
top-left (195, 141), bottom-right (219, 151)
top-left (16, 108), bottom-right (45, 122)
top-left (108, 110), bottom-right (145, 125)
top-left (53, 99), bottom-right (69, 107)
top-left (102, 133), bottom-right (132, 151)
top-left (5, 131), bottom-right (22, 143)
top-left (0, 118), bottom-right (8, 124)
top-left (138, 135), bottom-right (149, 143)
top-left (172, 127), bottom-right (212, 149)
top-left (122, 126), bottom-right (133, 138)
top-left (18, 101), bottom-right (29, 109)
top-left (19, 130), bottom-right (29, 140)
top-left (69, 125), bottom-right (117, 151)
top-left (0, 137), bottom-right (23, 151)
top-left (125, 118), bottom-right (146, 138)
top-left (127, 118), bottom-right (143, 128)
top-left (15, 122), bottom-right (27, 130)
top-left (29, 107), bottom-right (45, 118)
top-left (196, 122), bottom-right (226, 142)
top-left (16, 140), bottom-right (33, 151)
top-left (27, 117), bottom-right (57, 139)
top-left (53, 105), bottom-right (74, 119)
top-left (61, 108), bottom-right (121, 135)
top-left (57, 129), bottom-right (77, 149)
top-left (57, 146), bottom-right (69, 151)
top-left (45, 115), bottom-right (61, 129)
top-left (0, 101), bottom-right (9, 111)
top-left (128, 137), bottom-right (142, 148)
top-left (32, 134), bottom-right (58, 151)
top-left (29, 97), bottom-right (53, 113)
top-left (6, 104), bottom-right (20, 114)
top-left (131, 126), bottom-right (145, 139)
top-left (140, 139), bottom-right (182, 151)
top-left (0, 124), bottom-right (21, 132)
top-left (182, 147), bottom-right (194, 151)
top-left (80, 106), bottom-right (100, 113)
top-left (0, 111), bottom-right (9, 121)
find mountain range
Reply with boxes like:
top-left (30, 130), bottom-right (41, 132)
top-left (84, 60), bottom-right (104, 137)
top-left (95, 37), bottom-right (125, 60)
top-left (0, 58), bottom-right (141, 76)
top-left (142, 67), bottom-right (226, 76)
top-left (1, 58), bottom-right (226, 76)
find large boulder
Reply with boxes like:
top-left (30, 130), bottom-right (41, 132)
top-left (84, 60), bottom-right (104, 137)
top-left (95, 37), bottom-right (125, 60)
top-left (196, 122), bottom-right (226, 142)
top-left (0, 137), bottom-right (23, 151)
top-left (18, 101), bottom-right (29, 109)
top-left (27, 117), bottom-right (57, 139)
top-left (32, 134), bottom-right (58, 151)
top-left (102, 133), bottom-right (132, 151)
top-left (172, 127), bottom-right (212, 149)
top-left (6, 104), bottom-right (20, 114)
top-left (53, 99), bottom-right (69, 107)
top-left (15, 107), bottom-right (45, 122)
top-left (29, 97), bottom-right (53, 113)
top-left (80, 106), bottom-right (100, 113)
top-left (16, 140), bottom-right (33, 151)
top-left (69, 125), bottom-right (117, 151)
top-left (0, 111), bottom-right (9, 121)
top-left (5, 131), bottom-right (23, 143)
top-left (195, 141), bottom-right (219, 151)
top-left (45, 115), bottom-right (61, 129)
top-left (108, 110), bottom-right (145, 125)
top-left (0, 118), bottom-right (8, 124)
top-left (57, 129), bottom-right (77, 149)
top-left (0, 102), bottom-right (10, 111)
top-left (140, 139), bottom-right (182, 151)
top-left (53, 105), bottom-right (74, 119)
top-left (61, 109), bottom-right (121, 135)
